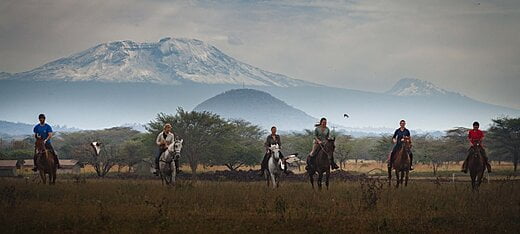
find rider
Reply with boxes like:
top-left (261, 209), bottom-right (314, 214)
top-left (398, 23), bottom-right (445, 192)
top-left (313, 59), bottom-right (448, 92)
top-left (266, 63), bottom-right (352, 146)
top-left (461, 121), bottom-right (492, 173)
top-left (259, 126), bottom-right (288, 176)
top-left (153, 123), bottom-right (177, 175)
top-left (389, 119), bottom-right (414, 171)
top-left (306, 117), bottom-right (340, 170)
top-left (32, 114), bottom-right (60, 171)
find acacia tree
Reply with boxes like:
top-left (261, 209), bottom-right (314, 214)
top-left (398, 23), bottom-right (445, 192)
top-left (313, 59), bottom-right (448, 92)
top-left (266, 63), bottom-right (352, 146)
top-left (487, 117), bottom-right (520, 172)
top-left (445, 127), bottom-right (470, 164)
top-left (335, 135), bottom-right (353, 170)
top-left (369, 134), bottom-right (393, 163)
top-left (282, 130), bottom-right (314, 159)
top-left (59, 127), bottom-right (140, 177)
top-left (210, 120), bottom-right (264, 171)
top-left (148, 108), bottom-right (231, 174)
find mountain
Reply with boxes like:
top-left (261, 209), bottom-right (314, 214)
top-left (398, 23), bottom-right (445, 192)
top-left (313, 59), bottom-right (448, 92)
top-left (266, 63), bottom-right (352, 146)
top-left (0, 71), bottom-right (11, 80)
top-left (1, 37), bottom-right (519, 131)
top-left (0, 120), bottom-right (79, 137)
top-left (385, 78), bottom-right (458, 97)
top-left (8, 38), bottom-right (316, 87)
top-left (193, 89), bottom-right (317, 131)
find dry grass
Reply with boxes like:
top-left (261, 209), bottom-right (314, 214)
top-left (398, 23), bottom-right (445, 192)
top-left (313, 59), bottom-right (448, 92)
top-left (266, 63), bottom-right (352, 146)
top-left (0, 176), bottom-right (519, 233)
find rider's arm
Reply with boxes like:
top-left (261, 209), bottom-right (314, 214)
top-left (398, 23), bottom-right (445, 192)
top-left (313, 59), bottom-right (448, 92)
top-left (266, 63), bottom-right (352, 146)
top-left (45, 132), bottom-right (53, 142)
top-left (44, 125), bottom-right (53, 143)
top-left (156, 133), bottom-right (163, 146)
top-left (392, 130), bottom-right (398, 144)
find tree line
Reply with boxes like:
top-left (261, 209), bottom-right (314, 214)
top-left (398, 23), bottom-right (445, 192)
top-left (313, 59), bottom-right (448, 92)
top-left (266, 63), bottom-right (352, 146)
top-left (1, 110), bottom-right (519, 176)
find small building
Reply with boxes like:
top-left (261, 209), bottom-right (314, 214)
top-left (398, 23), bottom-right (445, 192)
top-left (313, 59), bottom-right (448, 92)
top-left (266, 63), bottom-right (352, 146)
top-left (22, 159), bottom-right (82, 174)
top-left (0, 160), bottom-right (21, 177)
top-left (59, 160), bottom-right (82, 174)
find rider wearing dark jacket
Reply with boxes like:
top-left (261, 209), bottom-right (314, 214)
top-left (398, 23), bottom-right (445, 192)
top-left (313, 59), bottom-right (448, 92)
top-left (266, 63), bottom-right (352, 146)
top-left (389, 120), bottom-right (414, 170)
top-left (259, 126), bottom-right (287, 176)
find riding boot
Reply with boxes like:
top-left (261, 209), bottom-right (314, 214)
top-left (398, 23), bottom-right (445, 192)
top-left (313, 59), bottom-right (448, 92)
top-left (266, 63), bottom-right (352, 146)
top-left (388, 151), bottom-right (395, 170)
top-left (174, 159), bottom-right (181, 174)
top-left (283, 161), bottom-right (289, 175)
top-left (154, 157), bottom-right (160, 176)
top-left (482, 150), bottom-right (492, 173)
top-left (53, 153), bottom-right (61, 169)
top-left (32, 154), bottom-right (38, 172)
top-left (461, 155), bottom-right (469, 173)
top-left (409, 152), bottom-right (414, 171)
top-left (329, 155), bottom-right (339, 170)
top-left (259, 153), bottom-right (269, 176)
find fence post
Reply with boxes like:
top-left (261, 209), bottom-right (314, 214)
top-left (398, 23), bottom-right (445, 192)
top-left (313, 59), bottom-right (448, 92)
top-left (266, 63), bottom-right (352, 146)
top-left (452, 173), bottom-right (455, 183)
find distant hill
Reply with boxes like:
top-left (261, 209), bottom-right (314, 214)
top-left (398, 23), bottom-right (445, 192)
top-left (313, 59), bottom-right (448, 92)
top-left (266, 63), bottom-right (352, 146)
top-left (0, 120), bottom-right (79, 137)
top-left (193, 89), bottom-right (318, 131)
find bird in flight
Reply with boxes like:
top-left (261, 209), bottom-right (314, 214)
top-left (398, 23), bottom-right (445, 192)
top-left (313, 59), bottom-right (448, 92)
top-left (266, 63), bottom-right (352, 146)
top-left (343, 114), bottom-right (349, 118)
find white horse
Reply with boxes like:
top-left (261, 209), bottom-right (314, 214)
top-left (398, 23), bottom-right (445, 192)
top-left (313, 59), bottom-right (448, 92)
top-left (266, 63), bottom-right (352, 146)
top-left (159, 139), bottom-right (183, 186)
top-left (265, 144), bottom-right (285, 188)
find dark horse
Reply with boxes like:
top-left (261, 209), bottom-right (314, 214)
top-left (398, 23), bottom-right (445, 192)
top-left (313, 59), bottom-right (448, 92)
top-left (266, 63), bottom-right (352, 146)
top-left (388, 136), bottom-right (411, 188)
top-left (468, 143), bottom-right (486, 191)
top-left (307, 138), bottom-right (335, 190)
top-left (35, 138), bottom-right (57, 184)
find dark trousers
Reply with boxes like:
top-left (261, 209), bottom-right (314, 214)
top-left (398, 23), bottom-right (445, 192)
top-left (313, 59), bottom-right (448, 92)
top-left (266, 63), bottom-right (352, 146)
top-left (34, 142), bottom-right (60, 167)
top-left (389, 144), bottom-right (413, 167)
top-left (155, 148), bottom-right (180, 171)
top-left (261, 151), bottom-right (286, 171)
top-left (462, 146), bottom-right (491, 171)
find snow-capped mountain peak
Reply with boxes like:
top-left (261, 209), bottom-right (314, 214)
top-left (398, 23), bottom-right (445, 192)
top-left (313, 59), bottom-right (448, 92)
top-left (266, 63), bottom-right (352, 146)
top-left (0, 71), bottom-right (11, 80)
top-left (9, 37), bottom-right (317, 87)
top-left (386, 78), bottom-right (457, 96)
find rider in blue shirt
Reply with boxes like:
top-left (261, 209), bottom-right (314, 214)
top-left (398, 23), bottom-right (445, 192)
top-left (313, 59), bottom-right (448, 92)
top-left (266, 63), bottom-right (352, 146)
top-left (389, 119), bottom-right (414, 170)
top-left (32, 114), bottom-right (60, 171)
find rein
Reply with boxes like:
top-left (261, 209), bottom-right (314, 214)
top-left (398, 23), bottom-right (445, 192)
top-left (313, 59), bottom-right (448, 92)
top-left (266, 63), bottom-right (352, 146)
top-left (318, 142), bottom-right (332, 159)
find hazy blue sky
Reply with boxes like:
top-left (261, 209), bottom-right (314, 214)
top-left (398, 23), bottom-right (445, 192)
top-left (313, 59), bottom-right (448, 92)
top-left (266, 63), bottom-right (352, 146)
top-left (1, 0), bottom-right (519, 108)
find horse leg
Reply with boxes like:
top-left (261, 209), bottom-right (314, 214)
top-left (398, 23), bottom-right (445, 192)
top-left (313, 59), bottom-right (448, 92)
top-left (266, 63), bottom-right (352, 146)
top-left (395, 170), bottom-right (400, 188)
top-left (39, 170), bottom-right (46, 184)
top-left (325, 171), bottom-right (330, 190)
top-left (405, 171), bottom-right (409, 187)
top-left (266, 171), bottom-right (270, 187)
top-left (388, 166), bottom-right (392, 186)
top-left (309, 172), bottom-right (315, 189)
top-left (171, 161), bottom-right (177, 186)
top-left (470, 173), bottom-right (476, 191)
top-left (271, 173), bottom-right (277, 189)
top-left (318, 172), bottom-right (323, 191)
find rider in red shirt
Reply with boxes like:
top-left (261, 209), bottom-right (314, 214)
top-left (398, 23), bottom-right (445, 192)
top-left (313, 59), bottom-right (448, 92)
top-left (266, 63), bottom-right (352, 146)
top-left (462, 121), bottom-right (492, 173)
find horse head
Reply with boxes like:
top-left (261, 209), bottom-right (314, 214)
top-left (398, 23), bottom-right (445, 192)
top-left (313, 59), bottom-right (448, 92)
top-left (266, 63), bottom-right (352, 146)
top-left (269, 144), bottom-right (281, 160)
top-left (171, 139), bottom-right (183, 157)
top-left (35, 137), bottom-right (46, 154)
top-left (402, 136), bottom-right (412, 150)
top-left (324, 137), bottom-right (336, 153)
top-left (470, 143), bottom-right (482, 158)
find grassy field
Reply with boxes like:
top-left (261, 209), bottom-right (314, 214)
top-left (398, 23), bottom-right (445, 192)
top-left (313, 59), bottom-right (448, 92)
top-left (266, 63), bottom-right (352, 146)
top-left (1, 176), bottom-right (519, 233)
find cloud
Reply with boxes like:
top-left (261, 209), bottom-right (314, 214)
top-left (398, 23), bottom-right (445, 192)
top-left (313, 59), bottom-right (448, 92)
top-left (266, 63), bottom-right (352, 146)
top-left (0, 0), bottom-right (519, 108)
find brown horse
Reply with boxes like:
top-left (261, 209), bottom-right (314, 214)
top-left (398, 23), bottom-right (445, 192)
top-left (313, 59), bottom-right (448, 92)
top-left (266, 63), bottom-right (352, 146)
top-left (389, 136), bottom-right (411, 188)
top-left (307, 138), bottom-right (335, 190)
top-left (468, 144), bottom-right (485, 191)
top-left (35, 138), bottom-right (57, 184)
